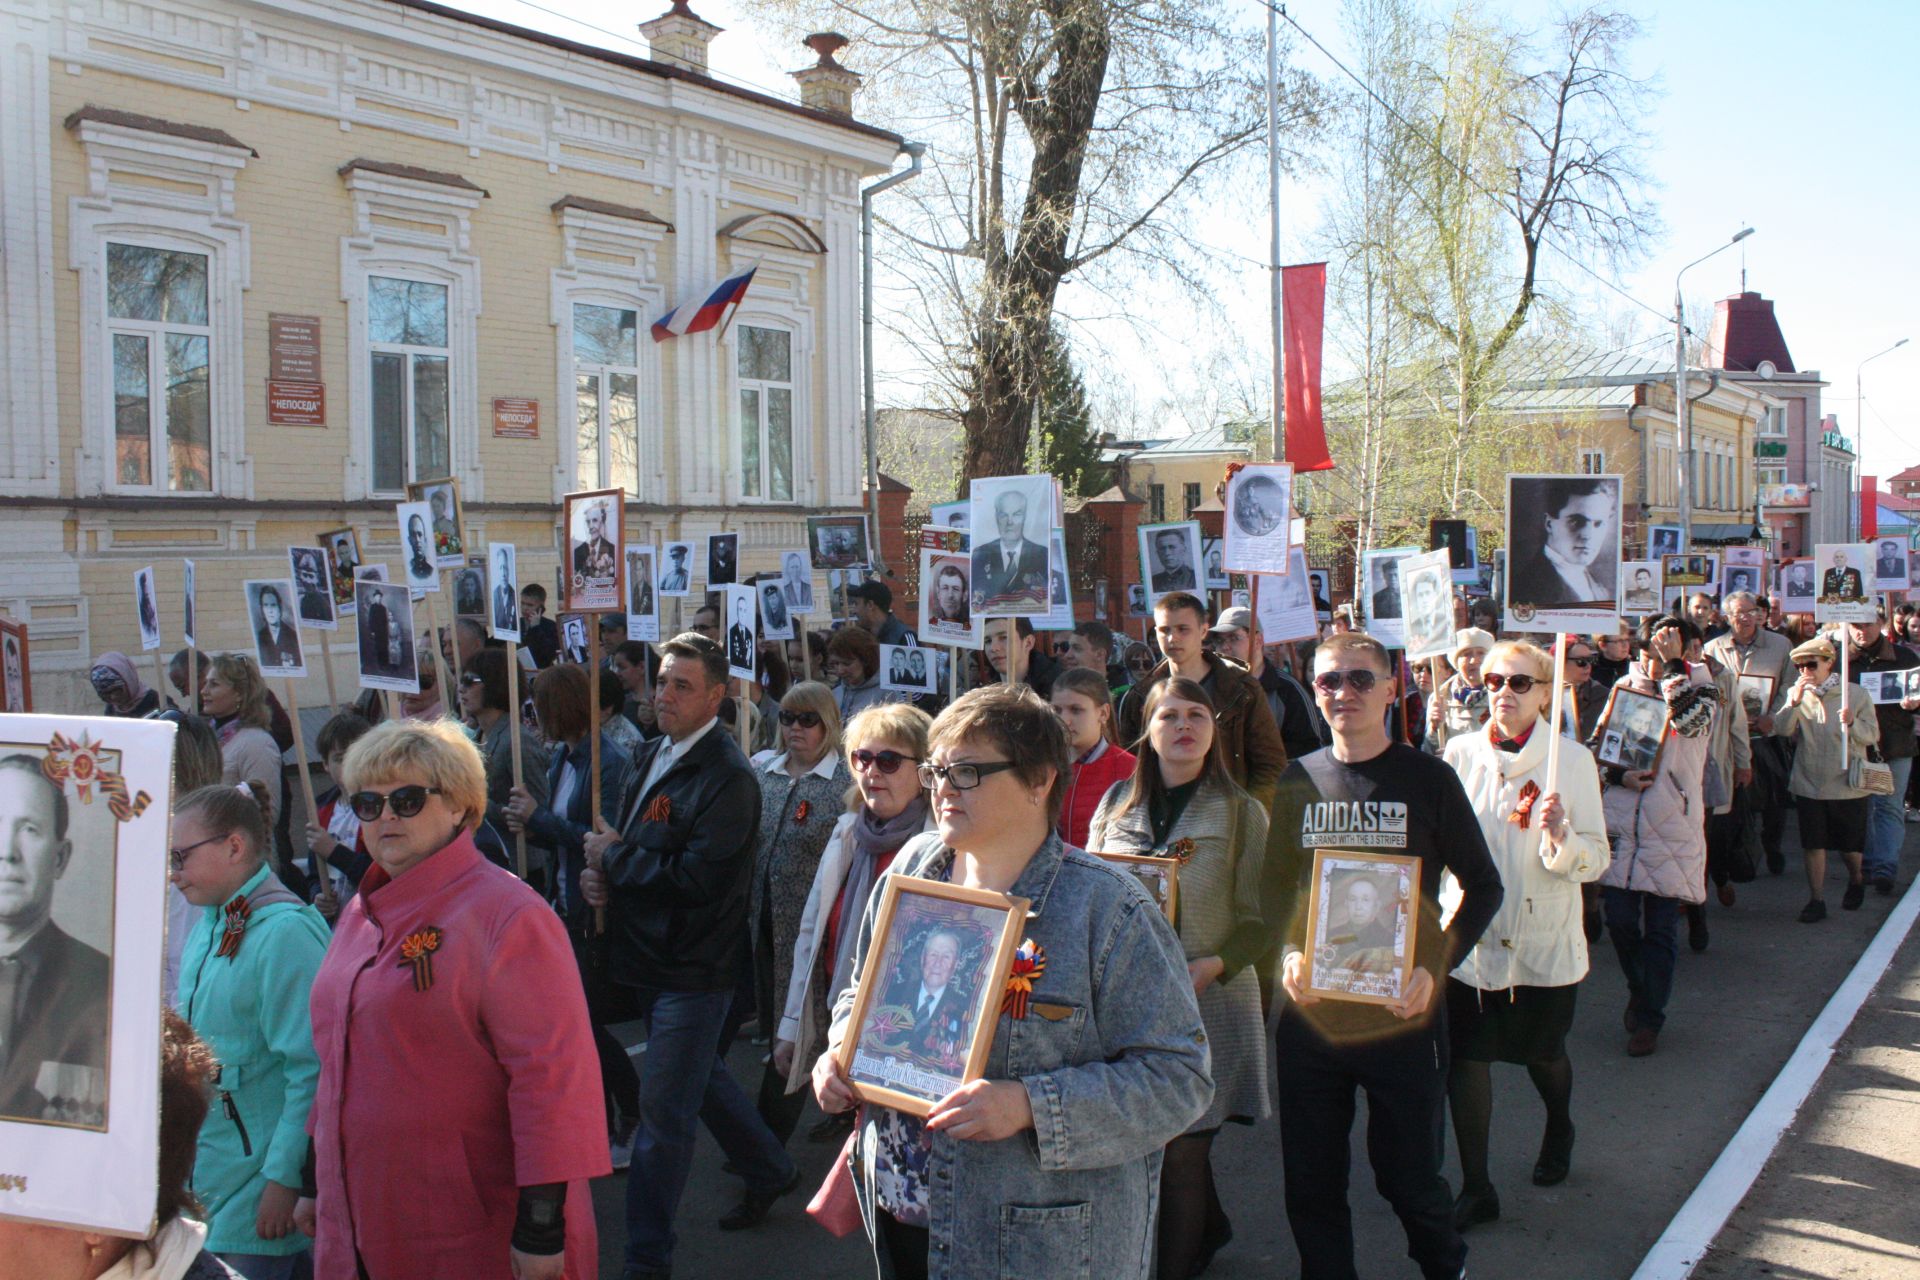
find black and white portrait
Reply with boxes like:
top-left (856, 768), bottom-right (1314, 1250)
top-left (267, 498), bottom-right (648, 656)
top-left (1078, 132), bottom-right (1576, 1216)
top-left (780, 550), bottom-right (815, 614)
top-left (182, 559), bottom-right (197, 648)
top-left (355, 578), bottom-right (419, 693)
top-left (1127, 583), bottom-right (1148, 617)
top-left (487, 542), bottom-right (520, 643)
top-left (707, 532), bottom-right (740, 588)
top-left (1202, 538), bottom-right (1228, 591)
top-left (1360, 548), bottom-right (1416, 648)
top-left (133, 567), bottom-right (160, 652)
top-left (453, 562), bottom-right (486, 619)
top-left (1620, 560), bottom-right (1662, 615)
top-left (1223, 463), bottom-right (1293, 575)
top-left (406, 478), bottom-right (465, 569)
top-left (289, 547), bottom-right (337, 628)
top-left (723, 583), bottom-right (757, 680)
top-left (1303, 851), bottom-right (1418, 1004)
top-left (626, 546), bottom-right (657, 620)
top-left (1506, 475), bottom-right (1620, 611)
top-left (807, 515), bottom-right (871, 571)
top-left (1255, 546), bottom-right (1318, 644)
top-left (1138, 521), bottom-right (1203, 603)
top-left (758, 577), bottom-right (795, 642)
top-left (1596, 686), bottom-right (1667, 772)
top-left (1, 622), bottom-right (27, 712)
top-left (1308, 569), bottom-right (1332, 620)
top-left (659, 542), bottom-right (693, 596)
top-left (969, 476), bottom-right (1054, 615)
top-left (1400, 549), bottom-right (1455, 660)
top-left (245, 580), bottom-right (306, 678)
top-left (1873, 537), bottom-right (1908, 593)
top-left (396, 501), bottom-right (438, 593)
top-left (1778, 558), bottom-right (1816, 611)
top-left (1647, 525), bottom-right (1683, 559)
top-left (881, 643), bottom-right (935, 695)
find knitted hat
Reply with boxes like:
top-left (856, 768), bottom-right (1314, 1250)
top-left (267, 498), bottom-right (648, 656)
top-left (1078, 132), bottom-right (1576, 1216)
top-left (1449, 627), bottom-right (1496, 661)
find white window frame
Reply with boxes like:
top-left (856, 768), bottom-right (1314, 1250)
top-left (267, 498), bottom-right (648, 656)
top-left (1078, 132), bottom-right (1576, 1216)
top-left (68, 119), bottom-right (252, 498)
top-left (571, 301), bottom-right (645, 493)
top-left (103, 240), bottom-right (217, 494)
top-left (734, 321), bottom-right (799, 504)
top-left (340, 166), bottom-right (483, 499)
top-left (365, 273), bottom-right (454, 495)
top-left (717, 223), bottom-right (821, 507)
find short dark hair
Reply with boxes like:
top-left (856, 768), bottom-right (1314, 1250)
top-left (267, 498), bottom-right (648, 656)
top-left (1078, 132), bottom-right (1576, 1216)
top-left (1640, 613), bottom-right (1701, 648)
top-left (929, 684), bottom-right (1071, 825)
top-left (521, 582), bottom-right (547, 605)
top-left (849, 580), bottom-right (893, 611)
top-left (469, 647), bottom-right (511, 713)
top-left (611, 640), bottom-right (650, 668)
top-left (316, 711), bottom-right (373, 761)
top-left (660, 632), bottom-right (729, 687)
top-left (597, 666), bottom-right (627, 714)
top-left (1154, 591), bottom-right (1209, 625)
top-left (1540, 476), bottom-right (1609, 516)
top-left (1074, 619), bottom-right (1114, 650)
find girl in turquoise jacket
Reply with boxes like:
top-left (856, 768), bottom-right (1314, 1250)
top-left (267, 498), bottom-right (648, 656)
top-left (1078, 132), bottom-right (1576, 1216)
top-left (172, 783), bottom-right (330, 1275)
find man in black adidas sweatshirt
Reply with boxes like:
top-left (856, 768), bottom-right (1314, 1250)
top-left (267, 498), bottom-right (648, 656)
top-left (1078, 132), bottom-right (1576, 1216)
top-left (1262, 630), bottom-right (1504, 1280)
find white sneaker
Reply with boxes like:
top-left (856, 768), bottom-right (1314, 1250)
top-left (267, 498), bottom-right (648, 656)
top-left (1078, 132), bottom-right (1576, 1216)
top-left (610, 1124), bottom-right (637, 1172)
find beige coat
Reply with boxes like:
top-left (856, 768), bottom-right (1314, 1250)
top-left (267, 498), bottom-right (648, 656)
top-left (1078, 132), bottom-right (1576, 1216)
top-left (1705, 660), bottom-right (1752, 815)
top-left (1776, 679), bottom-right (1879, 799)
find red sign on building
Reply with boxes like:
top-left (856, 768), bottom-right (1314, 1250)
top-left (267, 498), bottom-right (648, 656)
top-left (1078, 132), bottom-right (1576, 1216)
top-left (493, 397), bottom-right (540, 439)
top-left (267, 380), bottom-right (326, 426)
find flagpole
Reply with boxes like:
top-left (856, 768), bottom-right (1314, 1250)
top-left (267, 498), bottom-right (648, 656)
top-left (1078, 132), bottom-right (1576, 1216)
top-left (1267, 0), bottom-right (1285, 464)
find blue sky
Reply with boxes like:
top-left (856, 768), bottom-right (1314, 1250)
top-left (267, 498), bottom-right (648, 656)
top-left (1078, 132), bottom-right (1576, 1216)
top-left (450, 0), bottom-right (1917, 479)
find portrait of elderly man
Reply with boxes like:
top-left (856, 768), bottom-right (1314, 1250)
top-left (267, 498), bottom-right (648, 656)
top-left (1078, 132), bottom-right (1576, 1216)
top-left (883, 925), bottom-right (973, 1064)
top-left (1821, 548), bottom-right (1864, 602)
top-left (780, 551), bottom-right (813, 610)
top-left (572, 501), bottom-right (617, 584)
top-left (971, 486), bottom-right (1049, 609)
top-left (491, 547), bottom-right (519, 634)
top-left (0, 754), bottom-right (109, 1126)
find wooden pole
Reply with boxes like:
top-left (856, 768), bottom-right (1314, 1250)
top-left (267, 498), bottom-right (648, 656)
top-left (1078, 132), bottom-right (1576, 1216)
top-left (588, 620), bottom-right (605, 937)
top-left (950, 644), bottom-right (960, 703)
top-left (1545, 632), bottom-right (1568, 803)
top-left (1840, 635), bottom-right (1850, 776)
top-left (384, 690), bottom-right (399, 722)
top-left (506, 641), bottom-right (528, 881)
top-left (317, 629), bottom-right (340, 712)
top-left (801, 626), bottom-right (814, 682)
top-left (151, 646), bottom-right (167, 713)
top-left (423, 590), bottom-right (453, 716)
top-left (441, 569), bottom-right (465, 698)
top-left (189, 644), bottom-right (200, 717)
top-left (282, 678), bottom-right (336, 914)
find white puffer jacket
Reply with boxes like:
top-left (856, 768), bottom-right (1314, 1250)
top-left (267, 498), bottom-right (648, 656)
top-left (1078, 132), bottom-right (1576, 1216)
top-left (1597, 661), bottom-right (1717, 904)
top-left (1443, 719), bottom-right (1610, 991)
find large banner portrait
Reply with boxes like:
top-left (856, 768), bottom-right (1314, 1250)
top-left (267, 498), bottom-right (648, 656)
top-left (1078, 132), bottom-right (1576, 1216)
top-left (1814, 543), bottom-right (1877, 624)
top-left (1503, 474), bottom-right (1622, 635)
top-left (0, 714), bottom-right (174, 1235)
top-left (1222, 462), bottom-right (1294, 575)
top-left (969, 475), bottom-right (1056, 616)
top-left (562, 488), bottom-right (625, 614)
top-left (405, 476), bottom-right (467, 569)
top-left (486, 543), bottom-right (521, 644)
top-left (244, 580), bottom-right (307, 678)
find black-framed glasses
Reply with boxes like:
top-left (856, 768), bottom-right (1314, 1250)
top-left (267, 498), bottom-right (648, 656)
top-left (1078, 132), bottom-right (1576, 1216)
top-left (347, 785), bottom-right (443, 822)
top-left (1054, 641), bottom-right (1073, 655)
top-left (779, 710), bottom-right (822, 729)
top-left (916, 760), bottom-right (1020, 791)
top-left (1482, 673), bottom-right (1540, 693)
top-left (1793, 660), bottom-right (1823, 672)
top-left (168, 835), bottom-right (225, 871)
top-left (459, 673), bottom-right (484, 688)
top-left (851, 748), bottom-right (913, 775)
top-left (1127, 658), bottom-right (1154, 671)
top-left (1312, 669), bottom-right (1380, 694)
top-left (1565, 655), bottom-right (1594, 667)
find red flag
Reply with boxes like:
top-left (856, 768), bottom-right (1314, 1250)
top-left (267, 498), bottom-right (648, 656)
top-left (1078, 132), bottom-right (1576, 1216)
top-left (1282, 263), bottom-right (1332, 472)
top-left (1861, 475), bottom-right (1878, 539)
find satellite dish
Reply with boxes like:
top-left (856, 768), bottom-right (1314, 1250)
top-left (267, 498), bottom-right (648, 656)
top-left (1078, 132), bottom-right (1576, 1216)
top-left (1756, 360), bottom-right (1778, 380)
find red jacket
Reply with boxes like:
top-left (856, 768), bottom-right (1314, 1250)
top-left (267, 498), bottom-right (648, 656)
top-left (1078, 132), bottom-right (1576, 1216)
top-left (1058, 740), bottom-right (1137, 851)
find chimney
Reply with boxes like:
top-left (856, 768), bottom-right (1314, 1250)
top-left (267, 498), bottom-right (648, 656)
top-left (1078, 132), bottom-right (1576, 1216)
top-left (639, 1), bottom-right (721, 74)
top-left (791, 33), bottom-right (861, 117)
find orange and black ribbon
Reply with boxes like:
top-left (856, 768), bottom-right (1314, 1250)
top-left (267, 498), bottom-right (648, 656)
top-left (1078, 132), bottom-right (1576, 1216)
top-left (642, 794), bottom-right (672, 824)
top-left (399, 926), bottom-right (443, 992)
top-left (794, 800), bottom-right (811, 825)
top-left (1509, 780), bottom-right (1542, 828)
top-left (215, 895), bottom-right (253, 959)
top-left (1001, 939), bottom-right (1047, 1020)
top-left (1166, 837), bottom-right (1198, 864)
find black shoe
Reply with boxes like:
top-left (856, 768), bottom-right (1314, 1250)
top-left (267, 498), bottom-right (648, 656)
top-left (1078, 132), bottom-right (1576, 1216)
top-left (1766, 848), bottom-right (1785, 875)
top-left (1452, 1184), bottom-right (1500, 1232)
top-left (1584, 907), bottom-right (1602, 944)
top-left (1873, 875), bottom-right (1896, 897)
top-left (1686, 905), bottom-right (1709, 953)
top-left (1189, 1212), bottom-right (1233, 1278)
top-left (1798, 899), bottom-right (1828, 924)
top-left (1533, 1122), bottom-right (1575, 1187)
top-left (1842, 880), bottom-right (1867, 911)
top-left (718, 1167), bottom-right (801, 1231)
top-left (1624, 994), bottom-right (1644, 1034)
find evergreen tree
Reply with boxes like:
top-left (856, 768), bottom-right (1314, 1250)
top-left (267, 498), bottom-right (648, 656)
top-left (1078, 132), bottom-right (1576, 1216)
top-left (1030, 325), bottom-right (1106, 498)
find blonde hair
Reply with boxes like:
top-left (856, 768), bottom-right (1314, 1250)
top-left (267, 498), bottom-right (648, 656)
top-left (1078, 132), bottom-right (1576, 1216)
top-left (339, 718), bottom-right (488, 831)
top-left (1485, 640), bottom-right (1553, 683)
top-left (841, 702), bottom-right (933, 812)
top-left (207, 653), bottom-right (270, 729)
top-left (781, 681), bottom-right (843, 760)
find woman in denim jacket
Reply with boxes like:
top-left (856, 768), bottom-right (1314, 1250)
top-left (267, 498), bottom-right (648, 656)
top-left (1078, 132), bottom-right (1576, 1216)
top-left (812, 684), bottom-right (1214, 1280)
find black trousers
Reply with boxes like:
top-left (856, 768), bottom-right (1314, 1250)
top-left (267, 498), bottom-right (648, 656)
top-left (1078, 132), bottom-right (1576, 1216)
top-left (1750, 736), bottom-right (1792, 855)
top-left (1275, 1008), bottom-right (1465, 1280)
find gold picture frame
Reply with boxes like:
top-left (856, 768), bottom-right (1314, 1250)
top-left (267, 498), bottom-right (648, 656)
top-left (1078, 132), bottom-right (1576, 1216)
top-left (1094, 851), bottom-right (1180, 921)
top-left (1594, 684), bottom-right (1671, 774)
top-left (1301, 849), bottom-right (1421, 1006)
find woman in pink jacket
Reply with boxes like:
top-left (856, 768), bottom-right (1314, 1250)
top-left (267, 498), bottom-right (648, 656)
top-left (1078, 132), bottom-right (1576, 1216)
top-left (293, 719), bottom-right (609, 1279)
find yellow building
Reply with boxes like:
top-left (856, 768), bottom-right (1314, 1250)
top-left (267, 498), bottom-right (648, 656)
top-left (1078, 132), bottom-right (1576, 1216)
top-left (1103, 422), bottom-right (1256, 523)
top-left (0, 0), bottom-right (906, 709)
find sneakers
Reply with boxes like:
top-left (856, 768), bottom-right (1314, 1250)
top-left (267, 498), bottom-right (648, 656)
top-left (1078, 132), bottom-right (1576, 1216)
top-left (1798, 899), bottom-right (1828, 924)
top-left (1717, 882), bottom-right (1737, 907)
top-left (609, 1122), bottom-right (638, 1172)
top-left (1627, 1027), bottom-right (1658, 1057)
top-left (1842, 881), bottom-right (1866, 911)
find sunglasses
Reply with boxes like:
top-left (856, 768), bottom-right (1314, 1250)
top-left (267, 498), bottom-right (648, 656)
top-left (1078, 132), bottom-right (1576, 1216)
top-left (916, 760), bottom-right (1020, 791)
top-left (1128, 659), bottom-right (1154, 671)
top-left (779, 710), bottom-right (822, 729)
top-left (1482, 673), bottom-right (1541, 693)
top-left (1053, 641), bottom-right (1074, 655)
top-left (459, 673), bottom-right (483, 688)
top-left (1565, 656), bottom-right (1594, 667)
top-left (168, 834), bottom-right (226, 871)
top-left (851, 748), bottom-right (913, 774)
top-left (1793, 660), bottom-right (1824, 672)
top-left (1312, 669), bottom-right (1380, 694)
top-left (347, 785), bottom-right (443, 822)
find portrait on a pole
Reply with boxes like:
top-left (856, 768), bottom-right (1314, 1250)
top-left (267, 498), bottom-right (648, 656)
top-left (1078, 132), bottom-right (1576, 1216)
top-left (807, 515), bottom-right (871, 571)
top-left (288, 546), bottom-right (338, 629)
top-left (1359, 547), bottom-right (1418, 649)
top-left (354, 576), bottom-right (419, 694)
top-left (1399, 549), bottom-right (1455, 661)
top-left (1777, 557), bottom-right (1815, 613)
top-left (452, 557), bottom-right (486, 620)
top-left (920, 549), bottom-right (981, 649)
top-left (969, 475), bottom-right (1055, 616)
top-left (181, 560), bottom-right (197, 649)
top-left (395, 502), bottom-right (438, 593)
top-left (1, 619), bottom-right (29, 712)
top-left (1723, 546), bottom-right (1766, 599)
top-left (405, 476), bottom-right (466, 569)
top-left (1137, 521), bottom-right (1204, 604)
top-left (880, 643), bottom-right (934, 695)
top-left (320, 527), bottom-right (362, 616)
top-left (658, 541), bottom-right (694, 596)
top-left (625, 545), bottom-right (660, 643)
top-left (563, 487), bottom-right (625, 614)
top-left (779, 550), bottom-right (815, 615)
top-left (1503, 474), bottom-right (1622, 635)
top-left (132, 567), bottom-right (161, 653)
top-left (1222, 462), bottom-right (1294, 575)
top-left (1619, 560), bottom-right (1662, 616)
top-left (1872, 536), bottom-right (1908, 594)
top-left (723, 583), bottom-right (757, 680)
top-left (756, 575), bottom-right (794, 643)
top-left (1814, 543), bottom-right (1876, 623)
top-left (707, 532), bottom-right (740, 588)
top-left (487, 542), bottom-right (521, 644)
top-left (245, 580), bottom-right (307, 678)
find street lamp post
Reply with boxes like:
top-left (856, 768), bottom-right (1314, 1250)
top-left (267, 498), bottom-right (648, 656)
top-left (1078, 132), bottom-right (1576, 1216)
top-left (1855, 338), bottom-right (1910, 539)
top-left (1674, 227), bottom-right (1754, 549)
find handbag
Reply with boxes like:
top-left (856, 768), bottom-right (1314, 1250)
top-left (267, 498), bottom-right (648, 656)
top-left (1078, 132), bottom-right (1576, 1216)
top-left (805, 1126), bottom-right (863, 1238)
top-left (1848, 747), bottom-right (1896, 796)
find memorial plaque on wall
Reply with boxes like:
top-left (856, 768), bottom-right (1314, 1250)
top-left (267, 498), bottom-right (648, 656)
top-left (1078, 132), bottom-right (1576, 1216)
top-left (268, 314), bottom-right (323, 381)
top-left (493, 397), bottom-right (540, 439)
top-left (267, 381), bottom-right (325, 425)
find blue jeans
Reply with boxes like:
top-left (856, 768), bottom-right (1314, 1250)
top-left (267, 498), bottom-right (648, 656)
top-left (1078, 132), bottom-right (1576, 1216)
top-left (621, 986), bottom-right (795, 1272)
top-left (1603, 888), bottom-right (1681, 1033)
top-left (1864, 756), bottom-right (1912, 883)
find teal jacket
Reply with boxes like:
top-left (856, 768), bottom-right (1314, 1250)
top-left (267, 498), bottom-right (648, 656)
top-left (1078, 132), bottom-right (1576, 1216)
top-left (176, 864), bottom-right (330, 1255)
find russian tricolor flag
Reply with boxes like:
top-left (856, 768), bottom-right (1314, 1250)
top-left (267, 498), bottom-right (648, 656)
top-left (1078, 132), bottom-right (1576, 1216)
top-left (651, 266), bottom-right (758, 342)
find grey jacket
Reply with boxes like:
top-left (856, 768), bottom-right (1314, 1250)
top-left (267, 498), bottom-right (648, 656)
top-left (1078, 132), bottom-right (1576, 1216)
top-left (832, 833), bottom-right (1213, 1280)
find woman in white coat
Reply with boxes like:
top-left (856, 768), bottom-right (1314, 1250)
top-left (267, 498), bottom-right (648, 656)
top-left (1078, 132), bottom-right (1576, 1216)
top-left (1443, 640), bottom-right (1609, 1232)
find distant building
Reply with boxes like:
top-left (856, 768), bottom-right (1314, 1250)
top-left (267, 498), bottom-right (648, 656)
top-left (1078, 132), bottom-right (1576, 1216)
top-left (1101, 422), bottom-right (1257, 523)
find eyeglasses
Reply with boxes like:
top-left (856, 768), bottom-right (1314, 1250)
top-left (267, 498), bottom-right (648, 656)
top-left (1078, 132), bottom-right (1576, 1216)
top-left (459, 673), bottom-right (483, 688)
top-left (1793, 660), bottom-right (1823, 672)
top-left (779, 710), bottom-right (822, 729)
top-left (168, 835), bottom-right (226, 871)
top-left (1482, 673), bottom-right (1541, 693)
top-left (347, 785), bottom-right (443, 822)
top-left (916, 760), bottom-right (1020, 791)
top-left (851, 748), bottom-right (913, 775)
top-left (1127, 659), bottom-right (1154, 671)
top-left (1312, 669), bottom-right (1380, 694)
top-left (1053, 641), bottom-right (1073, 655)
top-left (1565, 656), bottom-right (1594, 667)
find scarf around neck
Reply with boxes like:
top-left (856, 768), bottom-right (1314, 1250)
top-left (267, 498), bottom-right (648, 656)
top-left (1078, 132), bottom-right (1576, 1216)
top-left (828, 797), bottom-right (930, 1004)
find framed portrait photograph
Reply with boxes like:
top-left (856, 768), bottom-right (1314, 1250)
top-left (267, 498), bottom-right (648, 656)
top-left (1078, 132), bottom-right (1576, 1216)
top-left (755, 575), bottom-right (795, 643)
top-left (1504, 474), bottom-right (1622, 635)
top-left (1722, 545), bottom-right (1766, 598)
top-left (1359, 547), bottom-right (1418, 649)
top-left (0, 714), bottom-right (174, 1235)
top-left (563, 487), bottom-right (625, 613)
top-left (808, 515), bottom-right (871, 571)
top-left (1254, 546), bottom-right (1318, 645)
top-left (286, 547), bottom-right (337, 630)
top-left (560, 615), bottom-right (590, 665)
top-left (181, 560), bottom-right (197, 650)
top-left (880, 643), bottom-right (935, 695)
top-left (1594, 684), bottom-right (1670, 773)
top-left (1736, 673), bottom-right (1775, 724)
top-left (1813, 542), bottom-right (1876, 623)
top-left (920, 549), bottom-right (982, 649)
top-left (1222, 462), bottom-right (1293, 575)
top-left (707, 532), bottom-right (740, 588)
top-left (837, 876), bottom-right (1028, 1118)
top-left (625, 546), bottom-right (660, 643)
top-left (132, 567), bottom-right (161, 653)
top-left (1430, 519), bottom-right (1479, 584)
top-left (1398, 549), bottom-right (1455, 661)
top-left (1201, 537), bottom-right (1229, 591)
top-left (320, 527), bottom-right (362, 616)
top-left (1, 617), bottom-right (30, 712)
top-left (452, 557), bottom-right (486, 620)
top-left (1301, 850), bottom-right (1421, 1005)
top-left (353, 576), bottom-right (419, 695)
top-left (1619, 559), bottom-right (1662, 616)
top-left (394, 501), bottom-right (439, 593)
top-left (970, 475), bottom-right (1056, 616)
top-left (1906, 670), bottom-right (1920, 702)
top-left (1025, 528), bottom-right (1073, 630)
top-left (405, 476), bottom-right (466, 569)
top-left (658, 541), bottom-right (694, 597)
top-left (244, 580), bottom-right (307, 678)
top-left (1777, 557), bottom-right (1816, 612)
top-left (777, 549), bottom-right (815, 615)
top-left (927, 499), bottom-right (971, 551)
top-left (1095, 851), bottom-right (1179, 920)
top-left (486, 542), bottom-right (521, 644)
top-left (718, 583), bottom-right (756, 679)
top-left (1647, 524), bottom-right (1683, 559)
top-left (1308, 568), bottom-right (1332, 621)
top-left (1858, 670), bottom-right (1909, 705)
top-left (1126, 583), bottom-right (1148, 618)
top-left (1137, 521), bottom-right (1204, 605)
top-left (1871, 536), bottom-right (1909, 594)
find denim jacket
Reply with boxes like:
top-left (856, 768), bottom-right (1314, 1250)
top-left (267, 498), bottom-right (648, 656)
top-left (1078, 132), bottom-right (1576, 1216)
top-left (831, 832), bottom-right (1213, 1280)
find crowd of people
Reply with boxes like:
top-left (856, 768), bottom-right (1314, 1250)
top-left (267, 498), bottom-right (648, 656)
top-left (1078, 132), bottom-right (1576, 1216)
top-left (51, 562), bottom-right (1913, 1280)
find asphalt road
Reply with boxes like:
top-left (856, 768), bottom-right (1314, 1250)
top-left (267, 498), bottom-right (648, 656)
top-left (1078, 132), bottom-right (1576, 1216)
top-left (588, 817), bottom-right (1917, 1279)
